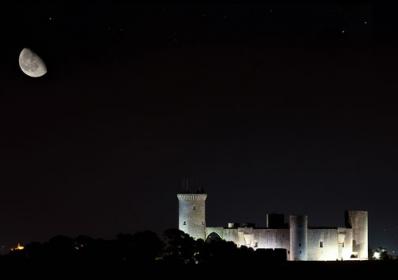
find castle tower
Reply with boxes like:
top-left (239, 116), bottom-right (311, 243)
top-left (289, 215), bottom-right (308, 261)
top-left (177, 193), bottom-right (207, 240)
top-left (345, 210), bottom-right (368, 260)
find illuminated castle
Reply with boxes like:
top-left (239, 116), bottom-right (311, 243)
top-left (177, 192), bottom-right (368, 261)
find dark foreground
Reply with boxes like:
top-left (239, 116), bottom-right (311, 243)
top-left (0, 229), bottom-right (396, 276)
top-left (0, 259), bottom-right (397, 278)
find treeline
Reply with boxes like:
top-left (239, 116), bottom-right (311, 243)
top-left (1, 229), bottom-right (286, 266)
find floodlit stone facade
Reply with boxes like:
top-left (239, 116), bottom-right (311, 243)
top-left (177, 193), bottom-right (368, 261)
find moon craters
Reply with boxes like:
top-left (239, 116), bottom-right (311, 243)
top-left (19, 48), bottom-right (47, 78)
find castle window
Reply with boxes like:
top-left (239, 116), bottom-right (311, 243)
top-left (183, 221), bottom-right (186, 225)
top-left (320, 241), bottom-right (323, 248)
top-left (342, 242), bottom-right (345, 248)
top-left (192, 206), bottom-right (196, 211)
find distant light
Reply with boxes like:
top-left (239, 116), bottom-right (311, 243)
top-left (373, 251), bottom-right (381, 260)
top-left (10, 243), bottom-right (24, 251)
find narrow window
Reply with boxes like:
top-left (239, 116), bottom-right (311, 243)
top-left (320, 241), bottom-right (323, 248)
top-left (299, 243), bottom-right (301, 247)
top-left (183, 221), bottom-right (186, 225)
top-left (192, 206), bottom-right (196, 211)
top-left (342, 242), bottom-right (345, 248)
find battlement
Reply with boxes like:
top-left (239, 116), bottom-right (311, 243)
top-left (177, 193), bottom-right (207, 201)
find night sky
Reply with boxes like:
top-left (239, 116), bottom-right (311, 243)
top-left (0, 1), bottom-right (397, 252)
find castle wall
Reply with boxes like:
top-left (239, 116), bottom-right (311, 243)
top-left (224, 227), bottom-right (256, 247)
top-left (206, 227), bottom-right (249, 246)
top-left (338, 227), bottom-right (354, 260)
top-left (221, 228), bottom-right (241, 244)
top-left (206, 227), bottom-right (290, 251)
top-left (307, 228), bottom-right (339, 261)
top-left (205, 226), bottom-right (357, 261)
top-left (254, 229), bottom-right (290, 251)
top-left (206, 227), bottom-right (352, 261)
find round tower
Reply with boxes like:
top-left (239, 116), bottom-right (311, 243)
top-left (177, 193), bottom-right (207, 240)
top-left (345, 210), bottom-right (368, 260)
top-left (289, 215), bottom-right (308, 261)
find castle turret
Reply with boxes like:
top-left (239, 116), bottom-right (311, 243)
top-left (177, 193), bottom-right (207, 240)
top-left (289, 215), bottom-right (308, 261)
top-left (345, 210), bottom-right (368, 260)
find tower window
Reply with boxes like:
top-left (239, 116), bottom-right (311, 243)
top-left (183, 221), bottom-right (186, 225)
top-left (192, 206), bottom-right (196, 210)
top-left (320, 241), bottom-right (323, 248)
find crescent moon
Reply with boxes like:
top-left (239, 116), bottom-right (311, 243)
top-left (18, 48), bottom-right (47, 78)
